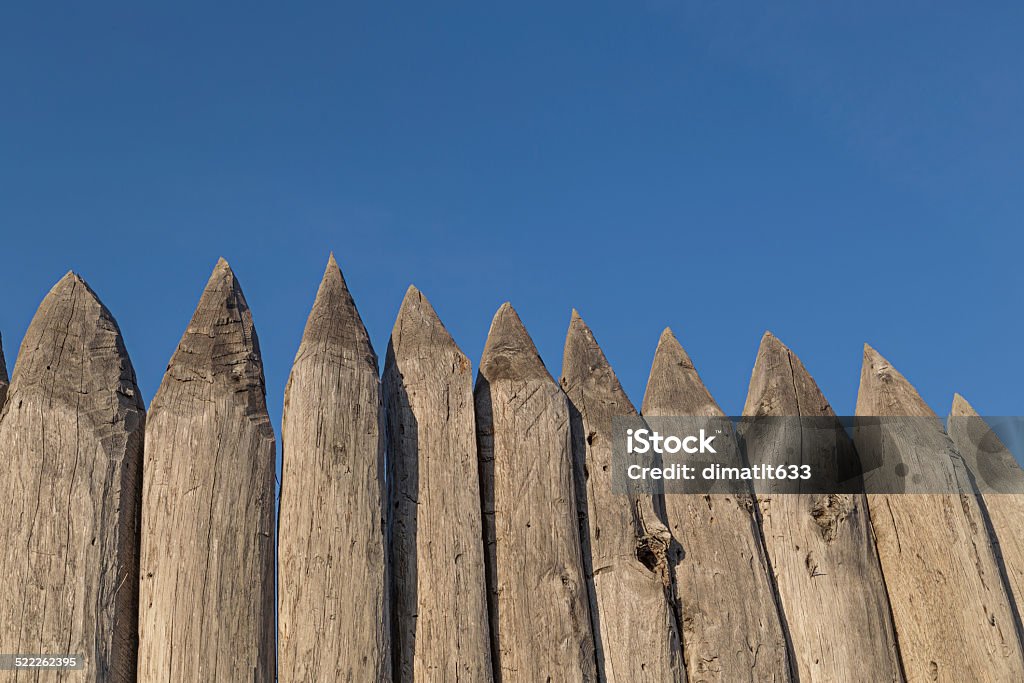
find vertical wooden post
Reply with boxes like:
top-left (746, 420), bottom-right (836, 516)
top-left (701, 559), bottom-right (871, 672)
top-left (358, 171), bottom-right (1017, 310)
top-left (947, 394), bottom-right (1024, 633)
top-left (0, 273), bottom-right (145, 681)
top-left (475, 303), bottom-right (597, 681)
top-left (384, 285), bottom-right (493, 681)
top-left (139, 259), bottom-right (276, 682)
top-left (278, 255), bottom-right (390, 681)
top-left (741, 332), bottom-right (902, 681)
top-left (560, 311), bottom-right (684, 682)
top-left (641, 328), bottom-right (791, 682)
top-left (857, 345), bottom-right (1024, 680)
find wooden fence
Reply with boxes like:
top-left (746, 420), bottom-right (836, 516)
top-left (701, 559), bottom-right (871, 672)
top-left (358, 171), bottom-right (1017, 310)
top-left (0, 256), bottom-right (1020, 682)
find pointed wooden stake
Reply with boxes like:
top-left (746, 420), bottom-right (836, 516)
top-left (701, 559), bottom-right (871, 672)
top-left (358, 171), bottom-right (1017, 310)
top-left (742, 332), bottom-right (901, 681)
top-left (561, 311), bottom-right (684, 682)
top-left (948, 394), bottom-right (1024, 631)
top-left (139, 259), bottom-right (276, 682)
top-left (857, 345), bottom-right (1024, 680)
top-left (278, 254), bottom-right (390, 681)
top-left (384, 285), bottom-right (492, 681)
top-left (476, 303), bottom-right (596, 681)
top-left (0, 272), bottom-right (145, 681)
top-left (642, 328), bottom-right (792, 681)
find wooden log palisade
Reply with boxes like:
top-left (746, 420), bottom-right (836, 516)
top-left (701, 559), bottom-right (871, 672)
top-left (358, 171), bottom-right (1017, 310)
top-left (475, 303), bottom-right (597, 681)
top-left (856, 345), bottom-right (1024, 681)
top-left (278, 255), bottom-right (390, 681)
top-left (138, 260), bottom-right (277, 682)
top-left (948, 394), bottom-right (1024, 620)
top-left (0, 274), bottom-right (144, 682)
top-left (741, 333), bottom-right (901, 682)
top-left (560, 311), bottom-right (683, 682)
top-left (0, 258), bottom-right (1021, 682)
top-left (642, 329), bottom-right (791, 682)
top-left (384, 286), bottom-right (492, 681)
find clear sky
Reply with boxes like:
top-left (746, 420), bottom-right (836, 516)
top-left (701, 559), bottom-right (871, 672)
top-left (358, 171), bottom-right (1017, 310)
top-left (2, 2), bottom-right (1021, 441)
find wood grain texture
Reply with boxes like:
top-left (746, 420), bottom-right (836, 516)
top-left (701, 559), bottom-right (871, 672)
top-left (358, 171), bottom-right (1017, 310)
top-left (641, 328), bottom-right (791, 683)
top-left (856, 345), bottom-right (1024, 682)
top-left (560, 311), bottom-right (684, 682)
top-left (741, 332), bottom-right (902, 682)
top-left (0, 331), bottom-right (8, 410)
top-left (947, 394), bottom-right (1024, 638)
top-left (278, 255), bottom-right (390, 682)
top-left (139, 259), bottom-right (276, 682)
top-left (0, 273), bottom-right (144, 682)
top-left (384, 285), bottom-right (492, 682)
top-left (475, 303), bottom-right (597, 682)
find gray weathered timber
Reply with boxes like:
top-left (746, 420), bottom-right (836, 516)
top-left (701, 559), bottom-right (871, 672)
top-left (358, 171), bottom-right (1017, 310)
top-left (0, 273), bottom-right (144, 682)
top-left (741, 332), bottom-right (902, 682)
top-left (641, 328), bottom-right (791, 683)
top-left (384, 285), bottom-right (492, 682)
top-left (948, 394), bottom-right (1024, 631)
top-left (139, 259), bottom-right (276, 682)
top-left (0, 332), bottom-right (8, 410)
top-left (278, 255), bottom-right (390, 681)
top-left (475, 303), bottom-right (597, 682)
top-left (560, 311), bottom-right (684, 682)
top-left (856, 345), bottom-right (1024, 681)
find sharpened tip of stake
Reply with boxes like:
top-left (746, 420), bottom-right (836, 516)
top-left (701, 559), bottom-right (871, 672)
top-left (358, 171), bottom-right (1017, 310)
top-left (950, 393), bottom-right (976, 417)
top-left (655, 328), bottom-right (687, 359)
top-left (479, 303), bottom-right (550, 382)
top-left (746, 330), bottom-right (833, 417)
top-left (642, 326), bottom-right (723, 417)
top-left (399, 284), bottom-right (426, 309)
top-left (860, 343), bottom-right (889, 373)
top-left (856, 343), bottom-right (935, 418)
top-left (485, 303), bottom-right (527, 348)
top-left (562, 308), bottom-right (599, 361)
top-left (45, 270), bottom-right (104, 311)
top-left (298, 254), bottom-right (376, 365)
top-left (561, 309), bottom-right (637, 416)
top-left (389, 284), bottom-right (464, 367)
top-left (53, 270), bottom-right (89, 292)
top-left (562, 308), bottom-right (623, 395)
top-left (758, 330), bottom-right (787, 352)
top-left (566, 309), bottom-right (589, 334)
top-left (395, 286), bottom-right (454, 343)
top-left (9, 269), bottom-right (141, 412)
top-left (396, 284), bottom-right (432, 316)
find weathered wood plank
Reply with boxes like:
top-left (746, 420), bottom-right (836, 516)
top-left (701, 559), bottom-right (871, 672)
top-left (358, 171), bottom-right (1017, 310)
top-left (139, 259), bottom-right (276, 682)
top-left (0, 272), bottom-right (145, 681)
top-left (741, 332), bottom-right (902, 682)
top-left (0, 331), bottom-right (8, 410)
top-left (475, 303), bottom-right (597, 682)
top-left (384, 285), bottom-right (492, 682)
top-left (947, 394), bottom-right (1024, 630)
top-left (856, 345), bottom-right (1024, 681)
top-left (560, 311), bottom-right (684, 682)
top-left (278, 255), bottom-right (390, 681)
top-left (641, 328), bottom-right (791, 683)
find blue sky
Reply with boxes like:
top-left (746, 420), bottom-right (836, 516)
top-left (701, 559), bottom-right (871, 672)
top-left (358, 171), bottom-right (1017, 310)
top-left (1, 2), bottom-right (1021, 438)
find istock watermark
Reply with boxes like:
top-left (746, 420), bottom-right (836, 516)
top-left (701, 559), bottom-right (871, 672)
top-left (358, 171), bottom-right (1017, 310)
top-left (611, 415), bottom-right (1024, 495)
top-left (625, 427), bottom-right (717, 455)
